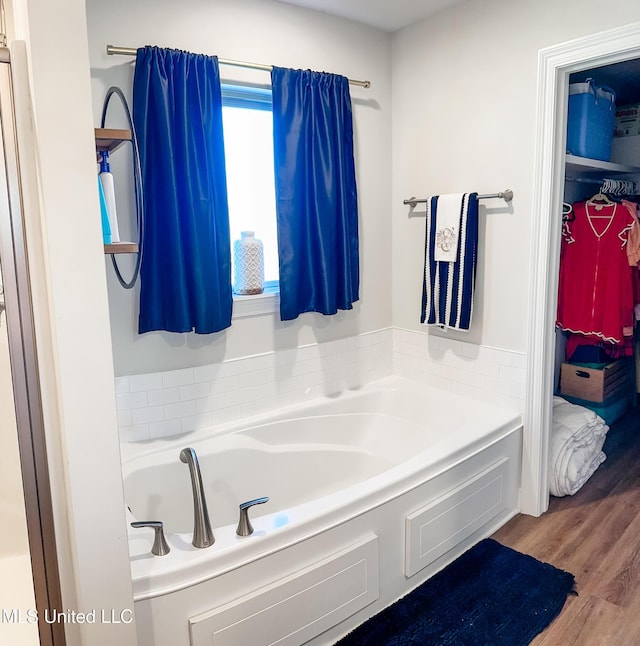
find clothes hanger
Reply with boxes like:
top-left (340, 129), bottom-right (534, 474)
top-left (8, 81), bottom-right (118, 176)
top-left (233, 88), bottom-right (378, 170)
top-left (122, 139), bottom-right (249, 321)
top-left (586, 189), bottom-right (616, 216)
top-left (587, 191), bottom-right (615, 205)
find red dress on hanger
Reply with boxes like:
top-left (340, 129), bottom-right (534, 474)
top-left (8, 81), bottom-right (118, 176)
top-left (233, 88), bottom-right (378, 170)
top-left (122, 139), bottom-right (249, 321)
top-left (557, 199), bottom-right (635, 346)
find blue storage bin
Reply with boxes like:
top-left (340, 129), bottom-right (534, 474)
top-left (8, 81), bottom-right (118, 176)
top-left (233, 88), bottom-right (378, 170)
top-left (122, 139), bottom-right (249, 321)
top-left (559, 391), bottom-right (630, 426)
top-left (567, 78), bottom-right (616, 161)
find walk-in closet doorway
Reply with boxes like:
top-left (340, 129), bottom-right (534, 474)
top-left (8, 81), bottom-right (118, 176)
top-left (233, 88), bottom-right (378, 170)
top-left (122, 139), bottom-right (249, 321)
top-left (525, 21), bottom-right (640, 517)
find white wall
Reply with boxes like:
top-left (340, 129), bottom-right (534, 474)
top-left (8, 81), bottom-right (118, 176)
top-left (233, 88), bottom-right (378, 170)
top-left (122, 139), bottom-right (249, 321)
top-left (10, 1), bottom-right (137, 644)
top-left (392, 0), bottom-right (640, 353)
top-left (85, 0), bottom-right (393, 377)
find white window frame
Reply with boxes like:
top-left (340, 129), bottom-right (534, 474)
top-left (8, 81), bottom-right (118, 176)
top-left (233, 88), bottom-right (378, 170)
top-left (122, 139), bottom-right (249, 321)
top-left (221, 83), bottom-right (279, 318)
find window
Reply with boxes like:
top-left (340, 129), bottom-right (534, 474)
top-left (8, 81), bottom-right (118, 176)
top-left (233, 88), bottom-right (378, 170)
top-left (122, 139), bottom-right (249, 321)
top-left (221, 84), bottom-right (279, 314)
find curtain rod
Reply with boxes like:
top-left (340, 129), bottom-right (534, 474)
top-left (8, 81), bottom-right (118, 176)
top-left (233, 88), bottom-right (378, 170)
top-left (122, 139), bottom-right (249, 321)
top-left (403, 190), bottom-right (514, 209)
top-left (106, 45), bottom-right (371, 88)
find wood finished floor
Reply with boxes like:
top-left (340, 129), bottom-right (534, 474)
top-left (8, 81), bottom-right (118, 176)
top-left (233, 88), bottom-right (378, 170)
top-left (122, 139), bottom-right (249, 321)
top-left (493, 405), bottom-right (640, 645)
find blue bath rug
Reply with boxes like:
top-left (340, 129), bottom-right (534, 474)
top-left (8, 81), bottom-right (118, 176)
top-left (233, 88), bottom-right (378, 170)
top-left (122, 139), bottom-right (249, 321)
top-left (336, 538), bottom-right (575, 646)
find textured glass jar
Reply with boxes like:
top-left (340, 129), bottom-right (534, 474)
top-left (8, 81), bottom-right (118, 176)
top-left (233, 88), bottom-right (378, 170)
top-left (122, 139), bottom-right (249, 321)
top-left (233, 231), bottom-right (264, 295)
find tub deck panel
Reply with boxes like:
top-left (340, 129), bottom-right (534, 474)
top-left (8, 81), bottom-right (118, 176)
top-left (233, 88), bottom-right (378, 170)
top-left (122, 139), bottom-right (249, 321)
top-left (405, 457), bottom-right (510, 577)
top-left (188, 535), bottom-right (379, 646)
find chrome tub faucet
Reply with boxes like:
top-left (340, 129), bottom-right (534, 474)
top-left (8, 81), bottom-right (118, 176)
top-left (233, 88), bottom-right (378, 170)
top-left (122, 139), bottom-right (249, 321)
top-left (179, 447), bottom-right (215, 548)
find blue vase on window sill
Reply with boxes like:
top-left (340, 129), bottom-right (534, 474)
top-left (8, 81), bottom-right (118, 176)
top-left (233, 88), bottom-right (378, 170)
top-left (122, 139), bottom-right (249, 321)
top-left (233, 231), bottom-right (265, 295)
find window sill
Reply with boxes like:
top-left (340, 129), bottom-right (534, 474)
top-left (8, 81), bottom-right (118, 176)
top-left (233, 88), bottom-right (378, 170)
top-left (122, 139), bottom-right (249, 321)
top-left (232, 285), bottom-right (279, 318)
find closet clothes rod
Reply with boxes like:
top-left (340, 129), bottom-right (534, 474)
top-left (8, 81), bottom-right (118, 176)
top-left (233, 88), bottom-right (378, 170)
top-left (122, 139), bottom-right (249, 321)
top-left (106, 45), bottom-right (371, 88)
top-left (403, 189), bottom-right (514, 208)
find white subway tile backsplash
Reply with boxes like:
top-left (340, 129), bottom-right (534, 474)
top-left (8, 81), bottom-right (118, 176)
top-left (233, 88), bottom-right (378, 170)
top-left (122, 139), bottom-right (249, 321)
top-left (291, 358), bottom-right (322, 377)
top-left (273, 375), bottom-right (301, 394)
top-left (131, 405), bottom-right (165, 425)
top-left (114, 377), bottom-right (130, 395)
top-left (498, 364), bottom-right (525, 384)
top-left (511, 353), bottom-right (527, 370)
top-left (129, 372), bottom-right (163, 393)
top-left (346, 336), bottom-right (361, 351)
top-left (274, 347), bottom-right (300, 366)
top-left (393, 328), bottom-right (525, 412)
top-left (461, 343), bottom-right (483, 360)
top-left (116, 392), bottom-right (148, 411)
top-left (304, 370), bottom-right (326, 388)
top-left (477, 360), bottom-right (501, 378)
top-left (485, 347), bottom-right (513, 366)
top-left (164, 400), bottom-right (197, 421)
top-left (300, 344), bottom-right (322, 361)
top-left (237, 369), bottom-right (268, 388)
top-left (440, 338), bottom-right (463, 357)
top-left (211, 375), bottom-right (239, 394)
top-left (179, 382), bottom-right (210, 401)
top-left (147, 387), bottom-right (181, 407)
top-left (116, 327), bottom-right (526, 443)
top-left (319, 339), bottom-right (347, 356)
top-left (193, 363), bottom-right (225, 383)
top-left (511, 380), bottom-right (527, 400)
top-left (117, 409), bottom-right (132, 427)
top-left (149, 419), bottom-right (182, 438)
top-left (196, 393), bottom-right (228, 414)
top-left (418, 357), bottom-right (442, 377)
top-left (162, 367), bottom-right (194, 388)
top-left (225, 355), bottom-right (272, 376)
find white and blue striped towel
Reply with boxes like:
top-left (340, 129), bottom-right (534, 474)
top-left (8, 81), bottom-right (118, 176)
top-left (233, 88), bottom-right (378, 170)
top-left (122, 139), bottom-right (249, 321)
top-left (421, 193), bottom-right (479, 331)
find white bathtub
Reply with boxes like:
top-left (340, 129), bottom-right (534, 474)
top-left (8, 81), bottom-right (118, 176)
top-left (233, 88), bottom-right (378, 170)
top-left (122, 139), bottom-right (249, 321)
top-left (123, 375), bottom-right (522, 646)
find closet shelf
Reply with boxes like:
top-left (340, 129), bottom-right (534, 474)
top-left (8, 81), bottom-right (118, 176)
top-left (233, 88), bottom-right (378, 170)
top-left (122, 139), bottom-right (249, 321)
top-left (565, 154), bottom-right (640, 178)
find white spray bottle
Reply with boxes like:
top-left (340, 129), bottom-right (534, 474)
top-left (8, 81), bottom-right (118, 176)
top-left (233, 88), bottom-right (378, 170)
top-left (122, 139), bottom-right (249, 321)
top-left (98, 150), bottom-right (120, 243)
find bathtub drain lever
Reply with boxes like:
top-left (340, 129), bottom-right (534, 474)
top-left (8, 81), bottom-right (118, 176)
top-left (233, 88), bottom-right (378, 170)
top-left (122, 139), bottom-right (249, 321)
top-left (236, 497), bottom-right (269, 536)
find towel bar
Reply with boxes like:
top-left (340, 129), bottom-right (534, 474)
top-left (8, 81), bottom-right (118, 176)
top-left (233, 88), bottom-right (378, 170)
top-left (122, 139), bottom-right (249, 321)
top-left (403, 189), bottom-right (513, 209)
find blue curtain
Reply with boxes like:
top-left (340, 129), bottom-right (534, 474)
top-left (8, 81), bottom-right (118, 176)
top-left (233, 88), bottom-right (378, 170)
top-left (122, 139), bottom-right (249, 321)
top-left (271, 67), bottom-right (359, 321)
top-left (133, 46), bottom-right (232, 334)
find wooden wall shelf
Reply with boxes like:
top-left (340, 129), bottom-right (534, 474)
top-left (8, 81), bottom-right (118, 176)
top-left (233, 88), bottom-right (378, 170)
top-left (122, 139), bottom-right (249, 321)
top-left (104, 241), bottom-right (138, 254)
top-left (95, 128), bottom-right (138, 256)
top-left (95, 127), bottom-right (131, 155)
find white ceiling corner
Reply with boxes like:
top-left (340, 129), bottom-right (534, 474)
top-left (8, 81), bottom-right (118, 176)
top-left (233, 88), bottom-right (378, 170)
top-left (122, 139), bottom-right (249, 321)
top-left (275, 0), bottom-right (468, 32)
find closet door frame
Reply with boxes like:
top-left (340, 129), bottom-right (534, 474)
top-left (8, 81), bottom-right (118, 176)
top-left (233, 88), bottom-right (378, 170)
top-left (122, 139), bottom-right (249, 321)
top-left (526, 21), bottom-right (640, 516)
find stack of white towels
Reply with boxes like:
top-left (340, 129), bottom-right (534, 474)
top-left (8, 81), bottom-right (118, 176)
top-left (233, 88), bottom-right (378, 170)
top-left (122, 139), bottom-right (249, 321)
top-left (549, 396), bottom-right (609, 497)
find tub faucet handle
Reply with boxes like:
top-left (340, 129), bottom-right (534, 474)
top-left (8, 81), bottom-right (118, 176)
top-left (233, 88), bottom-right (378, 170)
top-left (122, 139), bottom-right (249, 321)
top-left (131, 521), bottom-right (170, 556)
top-left (236, 497), bottom-right (269, 536)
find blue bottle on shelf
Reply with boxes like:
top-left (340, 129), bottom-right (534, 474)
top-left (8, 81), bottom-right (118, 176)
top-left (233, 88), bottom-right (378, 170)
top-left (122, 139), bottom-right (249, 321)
top-left (98, 177), bottom-right (112, 244)
top-left (98, 150), bottom-right (120, 242)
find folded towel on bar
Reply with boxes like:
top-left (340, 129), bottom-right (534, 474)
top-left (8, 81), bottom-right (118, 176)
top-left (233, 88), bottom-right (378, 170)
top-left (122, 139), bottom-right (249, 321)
top-left (433, 193), bottom-right (464, 262)
top-left (548, 396), bottom-right (609, 497)
top-left (421, 192), bottom-right (479, 331)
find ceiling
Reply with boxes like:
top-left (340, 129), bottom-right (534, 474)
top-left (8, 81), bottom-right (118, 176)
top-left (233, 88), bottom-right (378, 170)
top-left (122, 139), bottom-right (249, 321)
top-left (275, 0), bottom-right (467, 32)
top-left (275, 1), bottom-right (640, 103)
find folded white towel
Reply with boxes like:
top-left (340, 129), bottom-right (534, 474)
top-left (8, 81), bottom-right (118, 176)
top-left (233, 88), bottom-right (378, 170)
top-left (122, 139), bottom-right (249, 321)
top-left (433, 193), bottom-right (464, 262)
top-left (549, 396), bottom-right (609, 497)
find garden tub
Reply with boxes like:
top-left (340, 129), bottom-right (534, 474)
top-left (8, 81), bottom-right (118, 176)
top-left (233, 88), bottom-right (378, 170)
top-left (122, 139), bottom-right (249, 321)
top-left (121, 375), bottom-right (522, 646)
